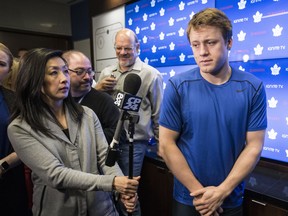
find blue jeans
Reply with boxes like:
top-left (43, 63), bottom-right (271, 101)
top-left (172, 199), bottom-right (243, 216)
top-left (116, 140), bottom-right (148, 216)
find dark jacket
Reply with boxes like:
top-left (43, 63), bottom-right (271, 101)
top-left (0, 86), bottom-right (30, 216)
top-left (79, 88), bottom-right (124, 144)
top-left (2, 86), bottom-right (14, 113)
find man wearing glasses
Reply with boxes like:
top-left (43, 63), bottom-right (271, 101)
top-left (62, 50), bottom-right (122, 145)
top-left (96, 28), bottom-right (163, 216)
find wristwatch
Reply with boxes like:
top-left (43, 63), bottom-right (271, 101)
top-left (0, 161), bottom-right (10, 172)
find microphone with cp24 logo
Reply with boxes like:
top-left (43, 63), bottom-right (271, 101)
top-left (114, 90), bottom-right (142, 112)
top-left (105, 73), bottom-right (142, 166)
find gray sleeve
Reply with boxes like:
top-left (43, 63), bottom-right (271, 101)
top-left (88, 108), bottom-right (124, 177)
top-left (7, 118), bottom-right (118, 192)
top-left (150, 71), bottom-right (164, 142)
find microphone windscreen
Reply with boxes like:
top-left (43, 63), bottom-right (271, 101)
top-left (123, 73), bottom-right (142, 95)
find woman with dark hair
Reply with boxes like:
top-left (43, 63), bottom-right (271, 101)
top-left (8, 48), bottom-right (139, 216)
top-left (0, 43), bottom-right (30, 215)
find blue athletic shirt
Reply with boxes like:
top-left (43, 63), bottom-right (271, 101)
top-left (159, 67), bottom-right (267, 208)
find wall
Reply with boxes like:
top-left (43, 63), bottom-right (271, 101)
top-left (0, 0), bottom-right (93, 59)
top-left (0, 0), bottom-right (137, 60)
top-left (0, 30), bottom-right (72, 56)
top-left (0, 0), bottom-right (73, 56)
top-left (91, 6), bottom-right (125, 73)
top-left (89, 0), bottom-right (139, 17)
top-left (0, 0), bottom-right (71, 35)
top-left (71, 0), bottom-right (91, 59)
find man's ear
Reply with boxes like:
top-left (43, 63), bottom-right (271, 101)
top-left (227, 39), bottom-right (232, 50)
top-left (136, 43), bottom-right (140, 53)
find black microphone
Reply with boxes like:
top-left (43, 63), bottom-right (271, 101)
top-left (105, 73), bottom-right (142, 166)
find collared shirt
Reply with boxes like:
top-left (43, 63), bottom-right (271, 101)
top-left (98, 57), bottom-right (163, 142)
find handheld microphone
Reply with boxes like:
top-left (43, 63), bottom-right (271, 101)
top-left (105, 73), bottom-right (142, 166)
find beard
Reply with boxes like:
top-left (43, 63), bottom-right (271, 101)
top-left (118, 54), bottom-right (136, 69)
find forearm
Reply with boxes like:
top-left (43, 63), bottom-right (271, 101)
top-left (219, 144), bottom-right (262, 196)
top-left (160, 141), bottom-right (203, 193)
top-left (1, 152), bottom-right (21, 169)
top-left (218, 130), bottom-right (265, 196)
top-left (0, 152), bottom-right (22, 177)
top-left (192, 136), bottom-right (264, 216)
top-left (95, 83), bottom-right (104, 91)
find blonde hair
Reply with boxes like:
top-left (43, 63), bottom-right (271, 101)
top-left (186, 8), bottom-right (232, 43)
top-left (2, 58), bottom-right (20, 91)
top-left (0, 43), bottom-right (13, 69)
top-left (0, 43), bottom-right (15, 89)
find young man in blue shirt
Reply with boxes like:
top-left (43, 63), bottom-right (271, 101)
top-left (159, 8), bottom-right (267, 216)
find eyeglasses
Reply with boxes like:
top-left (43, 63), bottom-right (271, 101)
top-left (114, 46), bottom-right (134, 52)
top-left (68, 68), bottom-right (95, 77)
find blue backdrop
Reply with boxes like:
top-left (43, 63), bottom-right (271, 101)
top-left (125, 0), bottom-right (288, 164)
